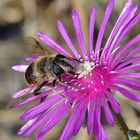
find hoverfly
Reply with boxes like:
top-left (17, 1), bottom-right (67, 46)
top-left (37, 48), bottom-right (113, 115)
top-left (25, 37), bottom-right (75, 101)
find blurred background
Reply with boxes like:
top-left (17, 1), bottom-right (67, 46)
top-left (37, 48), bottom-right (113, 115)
top-left (0, 0), bottom-right (140, 140)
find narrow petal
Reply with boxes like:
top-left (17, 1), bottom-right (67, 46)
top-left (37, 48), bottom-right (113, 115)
top-left (38, 32), bottom-right (72, 57)
top-left (116, 56), bottom-right (140, 70)
top-left (89, 6), bottom-right (96, 56)
top-left (113, 85), bottom-right (140, 102)
top-left (87, 98), bottom-right (95, 135)
top-left (93, 99), bottom-right (108, 140)
top-left (115, 79), bottom-right (140, 85)
top-left (101, 0), bottom-right (133, 61)
top-left (11, 90), bottom-right (52, 108)
top-left (18, 116), bottom-right (39, 135)
top-left (12, 65), bottom-right (28, 73)
top-left (118, 73), bottom-right (140, 78)
top-left (95, 0), bottom-right (114, 60)
top-left (105, 5), bottom-right (138, 62)
top-left (120, 0), bottom-right (133, 16)
top-left (24, 100), bottom-right (70, 137)
top-left (102, 95), bottom-right (115, 126)
top-left (111, 12), bottom-right (140, 57)
top-left (12, 86), bottom-right (36, 99)
top-left (73, 100), bottom-right (88, 136)
top-left (57, 21), bottom-right (80, 59)
top-left (100, 125), bottom-right (108, 140)
top-left (20, 95), bottom-right (63, 120)
top-left (106, 7), bottom-right (137, 67)
top-left (35, 102), bottom-right (70, 140)
top-left (72, 9), bottom-right (88, 60)
top-left (118, 63), bottom-right (140, 71)
top-left (111, 35), bottom-right (140, 68)
top-left (11, 83), bottom-right (64, 108)
top-left (105, 91), bottom-right (120, 114)
top-left (115, 80), bottom-right (140, 91)
top-left (112, 45), bottom-right (140, 70)
top-left (93, 97), bottom-right (101, 135)
top-left (60, 102), bottom-right (83, 140)
top-left (26, 55), bottom-right (41, 62)
top-left (95, 125), bottom-right (108, 140)
top-left (124, 46), bottom-right (140, 58)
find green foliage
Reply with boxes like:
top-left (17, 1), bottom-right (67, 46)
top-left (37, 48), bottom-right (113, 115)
top-left (128, 130), bottom-right (140, 140)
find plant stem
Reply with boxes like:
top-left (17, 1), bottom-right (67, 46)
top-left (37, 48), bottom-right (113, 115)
top-left (113, 112), bottom-right (129, 140)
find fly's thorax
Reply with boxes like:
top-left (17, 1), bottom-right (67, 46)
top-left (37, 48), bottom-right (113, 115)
top-left (54, 56), bottom-right (74, 74)
top-left (35, 56), bottom-right (55, 73)
top-left (58, 63), bottom-right (72, 72)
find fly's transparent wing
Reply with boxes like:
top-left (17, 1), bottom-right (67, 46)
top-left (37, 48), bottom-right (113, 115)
top-left (25, 37), bottom-right (50, 55)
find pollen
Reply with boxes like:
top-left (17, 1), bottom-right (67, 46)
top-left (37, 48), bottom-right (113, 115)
top-left (77, 61), bottom-right (95, 78)
top-left (72, 62), bottom-right (117, 96)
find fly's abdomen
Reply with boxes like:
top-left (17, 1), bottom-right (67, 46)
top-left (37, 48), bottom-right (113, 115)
top-left (25, 63), bottom-right (38, 85)
top-left (36, 57), bottom-right (56, 82)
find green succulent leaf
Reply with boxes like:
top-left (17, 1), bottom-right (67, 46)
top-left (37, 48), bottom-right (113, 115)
top-left (128, 130), bottom-right (140, 140)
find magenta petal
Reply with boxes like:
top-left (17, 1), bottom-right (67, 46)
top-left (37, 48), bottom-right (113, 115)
top-left (12, 65), bottom-right (28, 73)
top-left (113, 85), bottom-right (140, 102)
top-left (57, 21), bottom-right (80, 59)
top-left (20, 95), bottom-right (63, 120)
top-left (87, 98), bottom-right (95, 135)
top-left (115, 80), bottom-right (140, 91)
top-left (24, 100), bottom-right (70, 137)
top-left (72, 9), bottom-right (88, 60)
top-left (73, 100), bottom-right (88, 136)
top-left (95, 125), bottom-right (108, 140)
top-left (101, 0), bottom-right (133, 61)
top-left (100, 125), bottom-right (108, 140)
top-left (89, 6), bottom-right (96, 55)
top-left (105, 91), bottom-right (120, 114)
top-left (11, 90), bottom-right (52, 108)
top-left (38, 32), bottom-right (72, 57)
top-left (105, 5), bottom-right (138, 62)
top-left (35, 101), bottom-right (70, 140)
top-left (124, 46), bottom-right (140, 58)
top-left (115, 79), bottom-right (140, 86)
top-left (12, 86), bottom-right (36, 99)
top-left (118, 63), bottom-right (140, 71)
top-left (120, 0), bottom-right (133, 16)
top-left (18, 116), bottom-right (39, 135)
top-left (112, 12), bottom-right (140, 54)
top-left (94, 100), bottom-right (108, 140)
top-left (113, 46), bottom-right (140, 69)
top-left (111, 35), bottom-right (140, 68)
top-left (118, 73), bottom-right (140, 78)
top-left (102, 95), bottom-right (115, 126)
top-left (60, 102), bottom-right (83, 140)
top-left (26, 55), bottom-right (41, 62)
top-left (116, 56), bottom-right (140, 70)
top-left (95, 0), bottom-right (114, 60)
top-left (93, 98), bottom-right (101, 135)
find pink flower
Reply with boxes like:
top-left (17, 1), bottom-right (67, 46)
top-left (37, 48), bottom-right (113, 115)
top-left (12, 0), bottom-right (140, 140)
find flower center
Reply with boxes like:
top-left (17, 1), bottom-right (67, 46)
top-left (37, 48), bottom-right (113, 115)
top-left (71, 61), bottom-right (116, 96)
top-left (76, 61), bottom-right (95, 78)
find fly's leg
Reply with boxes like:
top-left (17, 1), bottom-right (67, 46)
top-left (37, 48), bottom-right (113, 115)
top-left (52, 80), bottom-right (57, 87)
top-left (33, 81), bottom-right (48, 102)
top-left (58, 76), bottom-right (62, 82)
top-left (33, 81), bottom-right (48, 94)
